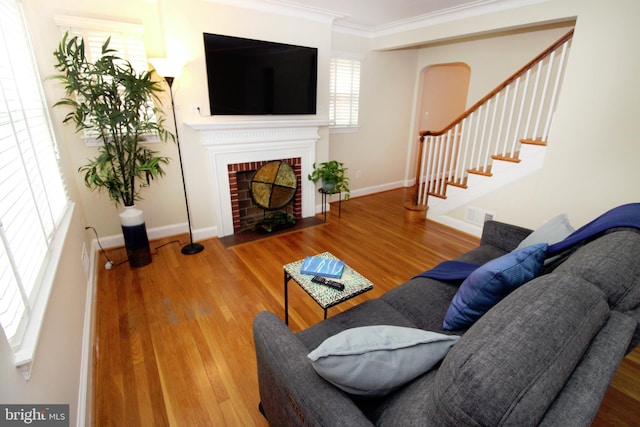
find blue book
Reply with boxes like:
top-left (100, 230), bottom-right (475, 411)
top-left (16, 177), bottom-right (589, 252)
top-left (300, 256), bottom-right (345, 279)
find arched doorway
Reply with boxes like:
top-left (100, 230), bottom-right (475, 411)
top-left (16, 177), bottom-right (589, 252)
top-left (418, 62), bottom-right (471, 132)
top-left (407, 63), bottom-right (471, 186)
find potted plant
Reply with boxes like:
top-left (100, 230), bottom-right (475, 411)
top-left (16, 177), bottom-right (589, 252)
top-left (52, 32), bottom-right (173, 267)
top-left (308, 160), bottom-right (350, 199)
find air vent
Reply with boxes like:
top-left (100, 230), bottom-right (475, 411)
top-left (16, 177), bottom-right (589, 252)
top-left (465, 207), bottom-right (496, 226)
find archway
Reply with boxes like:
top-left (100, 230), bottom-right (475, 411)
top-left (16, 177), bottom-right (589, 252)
top-left (407, 63), bottom-right (471, 189)
top-left (418, 62), bottom-right (471, 132)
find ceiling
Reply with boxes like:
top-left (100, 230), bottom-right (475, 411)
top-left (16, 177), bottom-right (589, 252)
top-left (258, 0), bottom-right (527, 33)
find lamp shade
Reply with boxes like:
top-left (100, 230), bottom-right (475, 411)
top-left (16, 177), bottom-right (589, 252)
top-left (149, 57), bottom-right (183, 78)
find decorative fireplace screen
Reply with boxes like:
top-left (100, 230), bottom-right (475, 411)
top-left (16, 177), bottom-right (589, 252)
top-left (250, 161), bottom-right (298, 210)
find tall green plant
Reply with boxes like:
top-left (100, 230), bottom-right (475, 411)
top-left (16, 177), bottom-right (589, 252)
top-left (52, 32), bottom-right (172, 206)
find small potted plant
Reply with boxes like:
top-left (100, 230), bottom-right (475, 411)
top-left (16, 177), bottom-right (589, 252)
top-left (308, 160), bottom-right (350, 199)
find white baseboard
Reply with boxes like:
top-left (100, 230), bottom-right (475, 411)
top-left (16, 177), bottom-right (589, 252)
top-left (312, 180), bottom-right (409, 213)
top-left (193, 226), bottom-right (218, 241)
top-left (351, 180), bottom-right (407, 198)
top-left (77, 239), bottom-right (98, 427)
top-left (97, 223), bottom-right (218, 249)
top-left (427, 214), bottom-right (483, 238)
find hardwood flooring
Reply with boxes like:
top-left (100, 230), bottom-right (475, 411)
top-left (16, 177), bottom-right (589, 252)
top-left (92, 188), bottom-right (640, 426)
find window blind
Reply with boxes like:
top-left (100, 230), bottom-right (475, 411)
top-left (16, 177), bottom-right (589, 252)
top-left (55, 17), bottom-right (157, 142)
top-left (67, 28), bottom-right (148, 74)
top-left (0, 0), bottom-right (69, 347)
top-left (329, 57), bottom-right (361, 128)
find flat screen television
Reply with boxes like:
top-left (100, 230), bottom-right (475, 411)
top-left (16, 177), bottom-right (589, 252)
top-left (203, 33), bottom-right (318, 115)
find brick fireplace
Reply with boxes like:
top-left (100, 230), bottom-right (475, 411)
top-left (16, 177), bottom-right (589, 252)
top-left (229, 158), bottom-right (302, 233)
top-left (188, 119), bottom-right (326, 237)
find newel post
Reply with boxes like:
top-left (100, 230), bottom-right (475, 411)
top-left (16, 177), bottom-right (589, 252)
top-left (404, 134), bottom-right (428, 222)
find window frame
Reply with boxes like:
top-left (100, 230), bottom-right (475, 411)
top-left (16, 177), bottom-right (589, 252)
top-left (329, 52), bottom-right (362, 133)
top-left (0, 0), bottom-right (73, 379)
top-left (53, 15), bottom-right (160, 145)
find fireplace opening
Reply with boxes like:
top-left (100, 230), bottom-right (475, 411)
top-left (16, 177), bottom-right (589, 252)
top-left (228, 158), bottom-right (302, 233)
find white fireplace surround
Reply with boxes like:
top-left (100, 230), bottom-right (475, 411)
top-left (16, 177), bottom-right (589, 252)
top-left (187, 119), bottom-right (327, 237)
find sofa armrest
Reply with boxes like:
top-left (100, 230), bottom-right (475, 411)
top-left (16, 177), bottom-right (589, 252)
top-left (539, 311), bottom-right (636, 426)
top-left (480, 220), bottom-right (533, 252)
top-left (624, 305), bottom-right (640, 353)
top-left (253, 311), bottom-right (373, 427)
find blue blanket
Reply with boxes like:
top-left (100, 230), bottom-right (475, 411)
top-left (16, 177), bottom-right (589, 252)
top-left (415, 203), bottom-right (640, 281)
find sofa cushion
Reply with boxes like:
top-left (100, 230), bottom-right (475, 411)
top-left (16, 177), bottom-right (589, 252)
top-left (554, 229), bottom-right (640, 311)
top-left (443, 243), bottom-right (547, 330)
top-left (425, 275), bottom-right (610, 426)
top-left (297, 299), bottom-right (419, 350)
top-left (515, 213), bottom-right (574, 249)
top-left (381, 277), bottom-right (462, 333)
top-left (308, 325), bottom-right (459, 396)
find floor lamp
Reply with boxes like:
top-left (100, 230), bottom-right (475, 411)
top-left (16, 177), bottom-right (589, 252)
top-left (150, 59), bottom-right (204, 255)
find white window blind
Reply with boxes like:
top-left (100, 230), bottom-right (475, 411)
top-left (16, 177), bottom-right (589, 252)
top-left (0, 0), bottom-right (70, 349)
top-left (329, 57), bottom-right (361, 129)
top-left (54, 15), bottom-right (148, 73)
top-left (54, 16), bottom-right (155, 143)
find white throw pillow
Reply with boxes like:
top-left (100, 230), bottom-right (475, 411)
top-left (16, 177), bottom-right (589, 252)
top-left (308, 325), bottom-right (459, 396)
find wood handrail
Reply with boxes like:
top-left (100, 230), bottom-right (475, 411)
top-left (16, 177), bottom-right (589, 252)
top-left (420, 29), bottom-right (574, 138)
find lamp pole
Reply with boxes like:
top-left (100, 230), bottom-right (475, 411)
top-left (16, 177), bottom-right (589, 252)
top-left (164, 75), bottom-right (204, 255)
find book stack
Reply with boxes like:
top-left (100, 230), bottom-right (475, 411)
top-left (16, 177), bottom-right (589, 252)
top-left (300, 255), bottom-right (345, 279)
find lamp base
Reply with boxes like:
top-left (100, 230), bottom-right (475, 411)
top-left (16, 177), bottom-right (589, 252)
top-left (181, 242), bottom-right (204, 255)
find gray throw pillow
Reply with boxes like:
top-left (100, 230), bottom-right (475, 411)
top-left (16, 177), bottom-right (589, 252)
top-left (515, 213), bottom-right (574, 250)
top-left (308, 325), bottom-right (459, 396)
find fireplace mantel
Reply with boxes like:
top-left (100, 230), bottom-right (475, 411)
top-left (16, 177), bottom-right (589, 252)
top-left (186, 119), bottom-right (327, 237)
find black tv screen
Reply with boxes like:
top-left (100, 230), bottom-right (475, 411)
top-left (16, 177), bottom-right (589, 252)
top-left (203, 33), bottom-right (318, 115)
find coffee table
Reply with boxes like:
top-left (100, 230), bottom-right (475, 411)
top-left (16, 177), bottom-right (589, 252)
top-left (283, 252), bottom-right (373, 325)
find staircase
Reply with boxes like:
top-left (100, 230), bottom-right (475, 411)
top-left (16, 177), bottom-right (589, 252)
top-left (411, 30), bottom-right (573, 223)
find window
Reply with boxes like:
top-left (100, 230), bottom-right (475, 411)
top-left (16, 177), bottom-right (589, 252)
top-left (54, 15), bottom-right (148, 72)
top-left (329, 56), bottom-right (361, 130)
top-left (0, 0), bottom-right (71, 370)
top-left (53, 15), bottom-right (156, 144)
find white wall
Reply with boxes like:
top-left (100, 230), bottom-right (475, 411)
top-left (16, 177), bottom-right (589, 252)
top-left (330, 31), bottom-right (418, 195)
top-left (437, 0), bottom-right (640, 229)
top-left (362, 0), bottom-right (640, 230)
top-left (156, 0), bottom-right (333, 233)
top-left (0, 207), bottom-right (89, 427)
top-left (26, 0), bottom-right (333, 240)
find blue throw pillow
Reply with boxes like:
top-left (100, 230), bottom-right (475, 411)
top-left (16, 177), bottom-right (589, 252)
top-left (443, 243), bottom-right (548, 330)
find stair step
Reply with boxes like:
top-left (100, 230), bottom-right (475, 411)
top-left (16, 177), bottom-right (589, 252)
top-left (447, 178), bottom-right (468, 189)
top-left (467, 166), bottom-right (492, 177)
top-left (492, 151), bottom-right (521, 163)
top-left (520, 138), bottom-right (547, 146)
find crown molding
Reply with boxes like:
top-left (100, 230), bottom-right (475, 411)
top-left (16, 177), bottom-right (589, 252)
top-left (205, 0), bottom-right (549, 40)
top-left (333, 0), bottom-right (548, 38)
top-left (204, 0), bottom-right (345, 24)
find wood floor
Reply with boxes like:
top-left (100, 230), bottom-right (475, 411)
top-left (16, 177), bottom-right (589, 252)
top-left (92, 188), bottom-right (640, 426)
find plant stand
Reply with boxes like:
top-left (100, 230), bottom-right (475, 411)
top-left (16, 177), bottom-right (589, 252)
top-left (319, 188), bottom-right (341, 222)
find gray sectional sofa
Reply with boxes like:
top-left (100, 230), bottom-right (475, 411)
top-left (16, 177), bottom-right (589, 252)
top-left (253, 217), bottom-right (640, 426)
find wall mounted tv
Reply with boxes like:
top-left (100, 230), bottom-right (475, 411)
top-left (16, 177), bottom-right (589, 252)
top-left (203, 33), bottom-right (318, 115)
